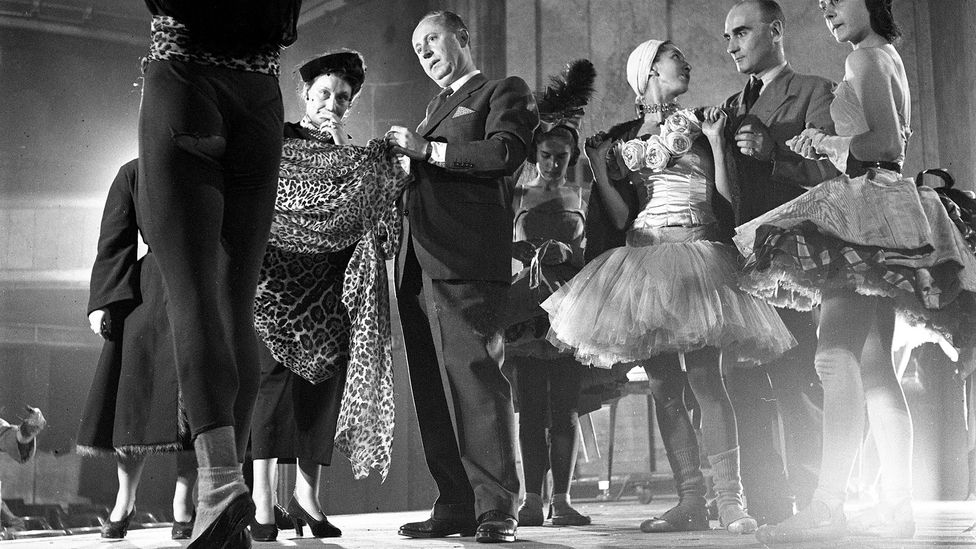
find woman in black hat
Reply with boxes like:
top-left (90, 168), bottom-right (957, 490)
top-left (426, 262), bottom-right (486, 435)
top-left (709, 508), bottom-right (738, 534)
top-left (248, 50), bottom-right (368, 542)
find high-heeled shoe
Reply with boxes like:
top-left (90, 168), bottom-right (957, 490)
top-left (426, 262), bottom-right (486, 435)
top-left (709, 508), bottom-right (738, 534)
top-left (187, 493), bottom-right (255, 549)
top-left (248, 519), bottom-right (277, 542)
top-left (171, 512), bottom-right (195, 540)
top-left (286, 497), bottom-right (341, 538)
top-left (273, 504), bottom-right (291, 530)
top-left (101, 507), bottom-right (136, 539)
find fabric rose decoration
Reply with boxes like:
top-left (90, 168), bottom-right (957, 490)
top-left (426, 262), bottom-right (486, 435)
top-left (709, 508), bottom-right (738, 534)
top-left (621, 139), bottom-right (649, 172)
top-left (618, 107), bottom-right (704, 173)
top-left (662, 131), bottom-right (693, 156)
top-left (664, 109), bottom-right (702, 136)
top-left (643, 135), bottom-right (672, 171)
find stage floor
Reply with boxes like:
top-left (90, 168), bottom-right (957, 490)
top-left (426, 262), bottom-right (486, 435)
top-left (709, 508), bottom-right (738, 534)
top-left (4, 498), bottom-right (976, 548)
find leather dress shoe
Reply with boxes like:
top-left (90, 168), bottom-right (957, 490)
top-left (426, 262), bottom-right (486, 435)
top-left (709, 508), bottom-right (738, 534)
top-left (475, 510), bottom-right (517, 543)
top-left (398, 517), bottom-right (477, 538)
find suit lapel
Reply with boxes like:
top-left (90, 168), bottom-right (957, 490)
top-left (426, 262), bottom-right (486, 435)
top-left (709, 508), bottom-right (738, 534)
top-left (420, 74), bottom-right (488, 136)
top-left (750, 65), bottom-right (796, 123)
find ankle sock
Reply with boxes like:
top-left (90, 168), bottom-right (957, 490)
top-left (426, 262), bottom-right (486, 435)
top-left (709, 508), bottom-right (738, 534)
top-left (191, 465), bottom-right (248, 540)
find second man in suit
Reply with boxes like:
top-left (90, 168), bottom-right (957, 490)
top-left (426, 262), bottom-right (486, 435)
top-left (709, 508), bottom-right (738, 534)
top-left (386, 10), bottom-right (539, 544)
top-left (720, 0), bottom-right (838, 526)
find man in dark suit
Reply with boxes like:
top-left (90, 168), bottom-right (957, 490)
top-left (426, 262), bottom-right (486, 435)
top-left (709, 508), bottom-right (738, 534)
top-left (386, 10), bottom-right (538, 544)
top-left (720, 0), bottom-right (838, 526)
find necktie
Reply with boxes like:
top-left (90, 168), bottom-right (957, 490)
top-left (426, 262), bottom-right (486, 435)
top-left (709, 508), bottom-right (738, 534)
top-left (743, 77), bottom-right (763, 113)
top-left (425, 87), bottom-right (454, 122)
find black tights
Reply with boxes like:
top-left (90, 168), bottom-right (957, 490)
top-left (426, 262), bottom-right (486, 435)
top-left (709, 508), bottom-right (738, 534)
top-left (644, 347), bottom-right (738, 458)
top-left (516, 355), bottom-right (582, 495)
top-left (138, 59), bottom-right (283, 459)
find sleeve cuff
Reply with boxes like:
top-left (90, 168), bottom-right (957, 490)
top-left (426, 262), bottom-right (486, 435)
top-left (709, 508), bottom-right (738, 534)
top-left (428, 141), bottom-right (447, 167)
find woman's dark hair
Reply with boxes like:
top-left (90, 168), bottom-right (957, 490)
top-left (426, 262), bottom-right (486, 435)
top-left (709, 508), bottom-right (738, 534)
top-left (866, 0), bottom-right (902, 43)
top-left (528, 125), bottom-right (581, 167)
top-left (295, 50), bottom-right (367, 102)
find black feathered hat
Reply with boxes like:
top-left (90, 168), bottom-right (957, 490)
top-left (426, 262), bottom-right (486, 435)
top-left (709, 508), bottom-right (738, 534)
top-left (529, 59), bottom-right (597, 165)
top-left (297, 50), bottom-right (366, 98)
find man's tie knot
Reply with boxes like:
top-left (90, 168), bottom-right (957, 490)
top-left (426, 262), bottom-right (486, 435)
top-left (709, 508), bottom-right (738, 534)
top-left (426, 87), bottom-right (454, 121)
top-left (743, 76), bottom-right (763, 113)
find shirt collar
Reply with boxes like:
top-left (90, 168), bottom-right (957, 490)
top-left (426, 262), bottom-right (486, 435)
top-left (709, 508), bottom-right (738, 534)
top-left (444, 70), bottom-right (481, 94)
top-left (755, 62), bottom-right (788, 94)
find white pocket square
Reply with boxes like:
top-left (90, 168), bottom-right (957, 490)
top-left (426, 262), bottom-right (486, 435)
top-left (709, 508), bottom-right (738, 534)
top-left (452, 106), bottom-right (476, 118)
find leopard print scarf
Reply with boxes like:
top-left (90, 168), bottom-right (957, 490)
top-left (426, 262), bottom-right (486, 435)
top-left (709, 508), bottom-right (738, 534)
top-left (254, 136), bottom-right (409, 480)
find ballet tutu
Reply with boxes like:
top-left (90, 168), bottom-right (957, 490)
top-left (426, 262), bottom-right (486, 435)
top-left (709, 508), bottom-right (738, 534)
top-left (734, 169), bottom-right (976, 346)
top-left (541, 224), bottom-right (797, 368)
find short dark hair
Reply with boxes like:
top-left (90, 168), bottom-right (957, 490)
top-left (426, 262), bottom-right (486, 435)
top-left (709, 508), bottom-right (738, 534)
top-left (420, 10), bottom-right (468, 35)
top-left (866, 0), bottom-right (902, 43)
top-left (735, 0), bottom-right (786, 24)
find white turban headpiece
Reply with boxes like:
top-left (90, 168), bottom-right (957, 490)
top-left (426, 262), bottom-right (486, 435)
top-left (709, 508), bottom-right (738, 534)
top-left (626, 39), bottom-right (665, 102)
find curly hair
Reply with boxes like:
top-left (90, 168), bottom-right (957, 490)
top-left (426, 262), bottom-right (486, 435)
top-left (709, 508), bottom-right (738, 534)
top-left (866, 0), bottom-right (902, 43)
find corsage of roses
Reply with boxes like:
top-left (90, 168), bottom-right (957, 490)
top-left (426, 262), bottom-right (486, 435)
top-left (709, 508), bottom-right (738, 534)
top-left (620, 108), bottom-right (702, 172)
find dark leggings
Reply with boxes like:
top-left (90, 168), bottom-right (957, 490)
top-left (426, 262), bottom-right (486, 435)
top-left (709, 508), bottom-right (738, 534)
top-left (515, 355), bottom-right (582, 495)
top-left (137, 59), bottom-right (283, 458)
top-left (644, 347), bottom-right (738, 460)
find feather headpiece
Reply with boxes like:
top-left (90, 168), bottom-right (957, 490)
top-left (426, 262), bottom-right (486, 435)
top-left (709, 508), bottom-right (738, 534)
top-left (535, 59), bottom-right (597, 131)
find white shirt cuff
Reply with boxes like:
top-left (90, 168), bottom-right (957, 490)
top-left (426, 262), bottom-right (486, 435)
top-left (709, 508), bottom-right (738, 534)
top-left (428, 141), bottom-right (447, 166)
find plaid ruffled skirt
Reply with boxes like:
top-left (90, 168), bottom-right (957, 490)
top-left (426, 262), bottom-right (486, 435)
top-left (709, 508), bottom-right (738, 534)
top-left (734, 169), bottom-right (976, 346)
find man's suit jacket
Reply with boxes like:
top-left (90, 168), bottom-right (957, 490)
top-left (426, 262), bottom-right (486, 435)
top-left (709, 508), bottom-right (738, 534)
top-left (723, 64), bottom-right (838, 224)
top-left (406, 73), bottom-right (538, 282)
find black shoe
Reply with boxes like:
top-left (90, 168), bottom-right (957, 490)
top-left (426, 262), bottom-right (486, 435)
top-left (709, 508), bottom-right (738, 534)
top-left (187, 493), bottom-right (254, 549)
top-left (273, 504), bottom-right (291, 530)
top-left (248, 519), bottom-right (277, 542)
top-left (640, 503), bottom-right (709, 533)
top-left (171, 513), bottom-right (195, 540)
top-left (475, 510), bottom-right (517, 543)
top-left (286, 497), bottom-right (341, 538)
top-left (101, 507), bottom-right (136, 539)
top-left (398, 517), bottom-right (477, 538)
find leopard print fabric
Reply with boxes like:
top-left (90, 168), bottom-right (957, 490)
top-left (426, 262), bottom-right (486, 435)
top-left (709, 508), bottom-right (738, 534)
top-left (144, 16), bottom-right (280, 76)
top-left (254, 137), bottom-right (409, 480)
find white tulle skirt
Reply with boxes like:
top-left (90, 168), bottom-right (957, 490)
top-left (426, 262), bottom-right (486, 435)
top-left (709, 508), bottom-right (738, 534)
top-left (541, 225), bottom-right (797, 368)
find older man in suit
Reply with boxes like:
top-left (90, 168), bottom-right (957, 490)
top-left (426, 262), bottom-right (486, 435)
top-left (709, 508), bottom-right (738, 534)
top-left (720, 0), bottom-right (838, 526)
top-left (386, 10), bottom-right (538, 545)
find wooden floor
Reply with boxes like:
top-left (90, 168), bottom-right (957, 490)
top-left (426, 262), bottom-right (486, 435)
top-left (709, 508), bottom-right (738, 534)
top-left (4, 498), bottom-right (976, 548)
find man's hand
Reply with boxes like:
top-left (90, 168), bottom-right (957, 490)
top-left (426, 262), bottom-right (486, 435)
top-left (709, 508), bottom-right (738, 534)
top-left (734, 118), bottom-right (775, 161)
top-left (386, 126), bottom-right (431, 161)
top-left (88, 309), bottom-right (112, 339)
top-left (17, 406), bottom-right (46, 444)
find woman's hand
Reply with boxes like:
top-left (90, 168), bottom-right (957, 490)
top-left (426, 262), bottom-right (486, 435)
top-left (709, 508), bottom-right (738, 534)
top-left (785, 127), bottom-right (827, 160)
top-left (88, 309), bottom-right (112, 339)
top-left (321, 113), bottom-right (350, 145)
top-left (701, 107), bottom-right (728, 142)
top-left (512, 240), bottom-right (537, 264)
top-left (584, 131), bottom-right (615, 169)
